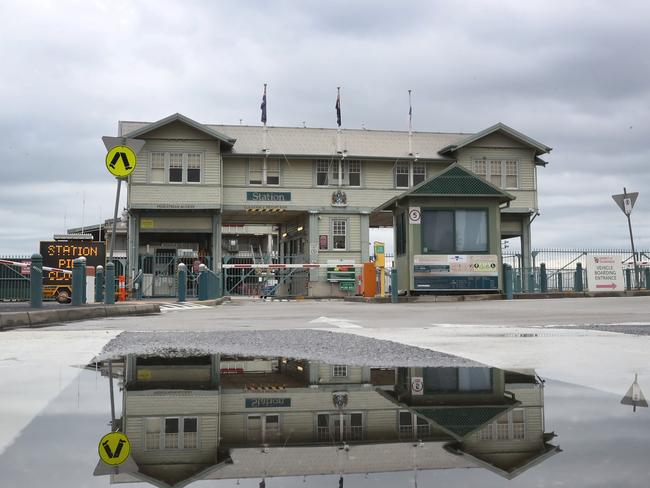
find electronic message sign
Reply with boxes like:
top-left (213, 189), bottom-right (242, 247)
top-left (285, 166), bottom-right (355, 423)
top-left (39, 240), bottom-right (106, 286)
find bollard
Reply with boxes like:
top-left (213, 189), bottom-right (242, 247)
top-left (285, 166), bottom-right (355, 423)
top-left (625, 268), bottom-right (632, 291)
top-left (390, 268), bottom-right (398, 303)
top-left (540, 263), bottom-right (548, 293)
top-left (557, 272), bottom-right (563, 292)
top-left (502, 263), bottom-right (513, 300)
top-left (574, 263), bottom-right (584, 292)
top-left (513, 272), bottom-right (521, 294)
top-left (72, 258), bottom-right (84, 306)
top-left (645, 268), bottom-right (650, 290)
top-left (134, 269), bottom-right (143, 300)
top-left (527, 272), bottom-right (535, 293)
top-left (30, 253), bottom-right (43, 308)
top-left (198, 264), bottom-right (208, 301)
top-left (81, 257), bottom-right (87, 304)
top-left (216, 271), bottom-right (223, 298)
top-left (104, 262), bottom-right (115, 305)
top-left (375, 267), bottom-right (381, 297)
top-left (95, 265), bottom-right (104, 302)
top-left (178, 263), bottom-right (187, 302)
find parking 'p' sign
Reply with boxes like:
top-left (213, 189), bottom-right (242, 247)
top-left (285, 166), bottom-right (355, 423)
top-left (98, 432), bottom-right (131, 465)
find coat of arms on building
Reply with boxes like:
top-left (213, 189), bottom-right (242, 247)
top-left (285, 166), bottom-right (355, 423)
top-left (331, 190), bottom-right (348, 207)
top-left (332, 392), bottom-right (349, 409)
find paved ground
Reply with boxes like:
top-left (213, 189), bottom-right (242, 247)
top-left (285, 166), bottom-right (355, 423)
top-left (40, 295), bottom-right (650, 331)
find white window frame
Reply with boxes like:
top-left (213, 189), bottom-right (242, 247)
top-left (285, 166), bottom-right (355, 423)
top-left (395, 161), bottom-right (426, 188)
top-left (332, 364), bottom-right (348, 377)
top-left (347, 160), bottom-right (361, 187)
top-left (315, 159), bottom-right (362, 187)
top-left (472, 159), bottom-right (518, 189)
top-left (478, 409), bottom-right (526, 441)
top-left (144, 416), bottom-right (200, 450)
top-left (149, 151), bottom-right (204, 184)
top-left (150, 152), bottom-right (165, 184)
top-left (246, 413), bottom-right (282, 442)
top-left (316, 159), bottom-right (330, 186)
top-left (249, 158), bottom-right (280, 186)
top-left (331, 219), bottom-right (347, 251)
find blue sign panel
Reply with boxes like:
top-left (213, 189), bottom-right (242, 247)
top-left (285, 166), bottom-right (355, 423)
top-left (246, 192), bottom-right (291, 202)
top-left (245, 398), bottom-right (292, 408)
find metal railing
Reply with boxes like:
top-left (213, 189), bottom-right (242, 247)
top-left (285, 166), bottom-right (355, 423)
top-left (0, 256), bottom-right (31, 301)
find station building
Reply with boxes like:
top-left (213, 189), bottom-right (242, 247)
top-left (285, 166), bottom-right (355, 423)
top-left (116, 113), bottom-right (550, 296)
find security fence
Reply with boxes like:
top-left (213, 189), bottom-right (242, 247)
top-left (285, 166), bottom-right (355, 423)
top-left (0, 256), bottom-right (31, 301)
top-left (504, 248), bottom-right (650, 292)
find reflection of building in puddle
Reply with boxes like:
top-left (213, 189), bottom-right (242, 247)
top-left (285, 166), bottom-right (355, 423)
top-left (102, 355), bottom-right (560, 487)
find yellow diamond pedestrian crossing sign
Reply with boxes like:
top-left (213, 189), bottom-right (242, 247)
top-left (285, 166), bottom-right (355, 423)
top-left (98, 431), bottom-right (131, 465)
top-left (105, 145), bottom-right (137, 177)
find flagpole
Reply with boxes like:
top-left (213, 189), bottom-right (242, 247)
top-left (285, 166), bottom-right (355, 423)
top-left (408, 89), bottom-right (413, 156)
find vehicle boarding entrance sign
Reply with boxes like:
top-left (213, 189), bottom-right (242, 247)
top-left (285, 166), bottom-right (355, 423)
top-left (586, 255), bottom-right (624, 291)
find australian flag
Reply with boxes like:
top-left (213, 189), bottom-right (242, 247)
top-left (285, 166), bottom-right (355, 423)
top-left (335, 89), bottom-right (341, 127)
top-left (260, 84), bottom-right (267, 124)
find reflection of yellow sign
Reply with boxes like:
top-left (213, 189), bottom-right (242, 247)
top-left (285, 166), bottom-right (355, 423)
top-left (137, 369), bottom-right (152, 380)
top-left (140, 219), bottom-right (155, 229)
top-left (98, 432), bottom-right (131, 465)
top-left (105, 145), bottom-right (137, 177)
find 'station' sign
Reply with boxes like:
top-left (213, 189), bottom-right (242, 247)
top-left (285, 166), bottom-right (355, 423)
top-left (246, 191), bottom-right (291, 202)
top-left (40, 240), bottom-right (106, 286)
top-left (245, 398), bottom-right (291, 408)
top-left (587, 255), bottom-right (624, 292)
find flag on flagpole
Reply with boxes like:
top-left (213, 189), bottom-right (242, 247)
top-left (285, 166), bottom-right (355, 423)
top-left (408, 89), bottom-right (413, 130)
top-left (260, 84), bottom-right (267, 124)
top-left (335, 87), bottom-right (341, 127)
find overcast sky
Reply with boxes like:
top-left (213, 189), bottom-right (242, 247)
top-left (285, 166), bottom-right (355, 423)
top-left (1, 0), bottom-right (650, 255)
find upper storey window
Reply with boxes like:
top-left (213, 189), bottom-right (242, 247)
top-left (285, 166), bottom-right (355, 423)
top-left (249, 159), bottom-right (280, 186)
top-left (149, 152), bottom-right (203, 184)
top-left (395, 162), bottom-right (426, 189)
top-left (315, 159), bottom-right (362, 187)
top-left (473, 160), bottom-right (518, 189)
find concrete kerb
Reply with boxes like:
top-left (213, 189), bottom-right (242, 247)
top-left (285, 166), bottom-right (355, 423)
top-left (0, 303), bottom-right (161, 330)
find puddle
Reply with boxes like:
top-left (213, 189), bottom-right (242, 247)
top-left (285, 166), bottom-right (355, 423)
top-left (0, 345), bottom-right (648, 487)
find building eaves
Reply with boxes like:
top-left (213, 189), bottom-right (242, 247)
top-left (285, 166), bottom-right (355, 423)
top-left (439, 122), bottom-right (552, 156)
top-left (121, 113), bottom-right (236, 147)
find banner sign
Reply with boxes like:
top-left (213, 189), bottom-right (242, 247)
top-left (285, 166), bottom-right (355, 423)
top-left (586, 255), bottom-right (624, 292)
top-left (413, 254), bottom-right (498, 290)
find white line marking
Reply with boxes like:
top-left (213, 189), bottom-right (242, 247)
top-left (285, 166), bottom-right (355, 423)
top-left (309, 316), bottom-right (362, 328)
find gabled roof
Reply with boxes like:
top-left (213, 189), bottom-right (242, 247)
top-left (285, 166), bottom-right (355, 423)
top-left (375, 163), bottom-right (515, 211)
top-left (415, 405), bottom-right (513, 439)
top-left (439, 122), bottom-right (552, 156)
top-left (121, 113), bottom-right (236, 147)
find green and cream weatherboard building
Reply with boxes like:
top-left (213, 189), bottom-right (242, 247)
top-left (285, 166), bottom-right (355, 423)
top-left (117, 113), bottom-right (551, 296)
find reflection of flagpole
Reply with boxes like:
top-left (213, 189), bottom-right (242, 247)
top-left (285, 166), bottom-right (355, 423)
top-left (336, 87), bottom-right (342, 154)
top-left (261, 83), bottom-right (268, 152)
top-left (408, 89), bottom-right (413, 156)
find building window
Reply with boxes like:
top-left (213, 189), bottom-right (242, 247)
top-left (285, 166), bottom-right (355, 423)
top-left (154, 152), bottom-right (203, 184)
top-left (395, 162), bottom-right (426, 188)
top-left (348, 160), bottom-right (361, 186)
top-left (496, 414), bottom-right (510, 440)
top-left (423, 367), bottom-right (492, 393)
top-left (421, 209), bottom-right (488, 253)
top-left (332, 219), bottom-right (347, 250)
top-left (187, 153), bottom-right (201, 183)
top-left (473, 159), bottom-right (518, 189)
top-left (266, 159), bottom-right (280, 185)
top-left (150, 152), bottom-right (165, 183)
top-left (413, 163), bottom-right (426, 186)
top-left (317, 160), bottom-right (330, 186)
top-left (472, 160), bottom-right (487, 178)
top-left (395, 212), bottom-right (406, 256)
top-left (316, 159), bottom-right (361, 187)
top-left (164, 417), bottom-right (180, 448)
top-left (512, 409), bottom-right (525, 439)
top-left (395, 163), bottom-right (410, 188)
top-left (183, 417), bottom-right (198, 448)
top-left (249, 159), bottom-right (280, 186)
top-left (249, 159), bottom-right (264, 185)
top-left (169, 153), bottom-right (183, 183)
top-left (505, 160), bottom-right (518, 188)
top-left (145, 418), bottom-right (161, 450)
top-left (333, 364), bottom-right (348, 377)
